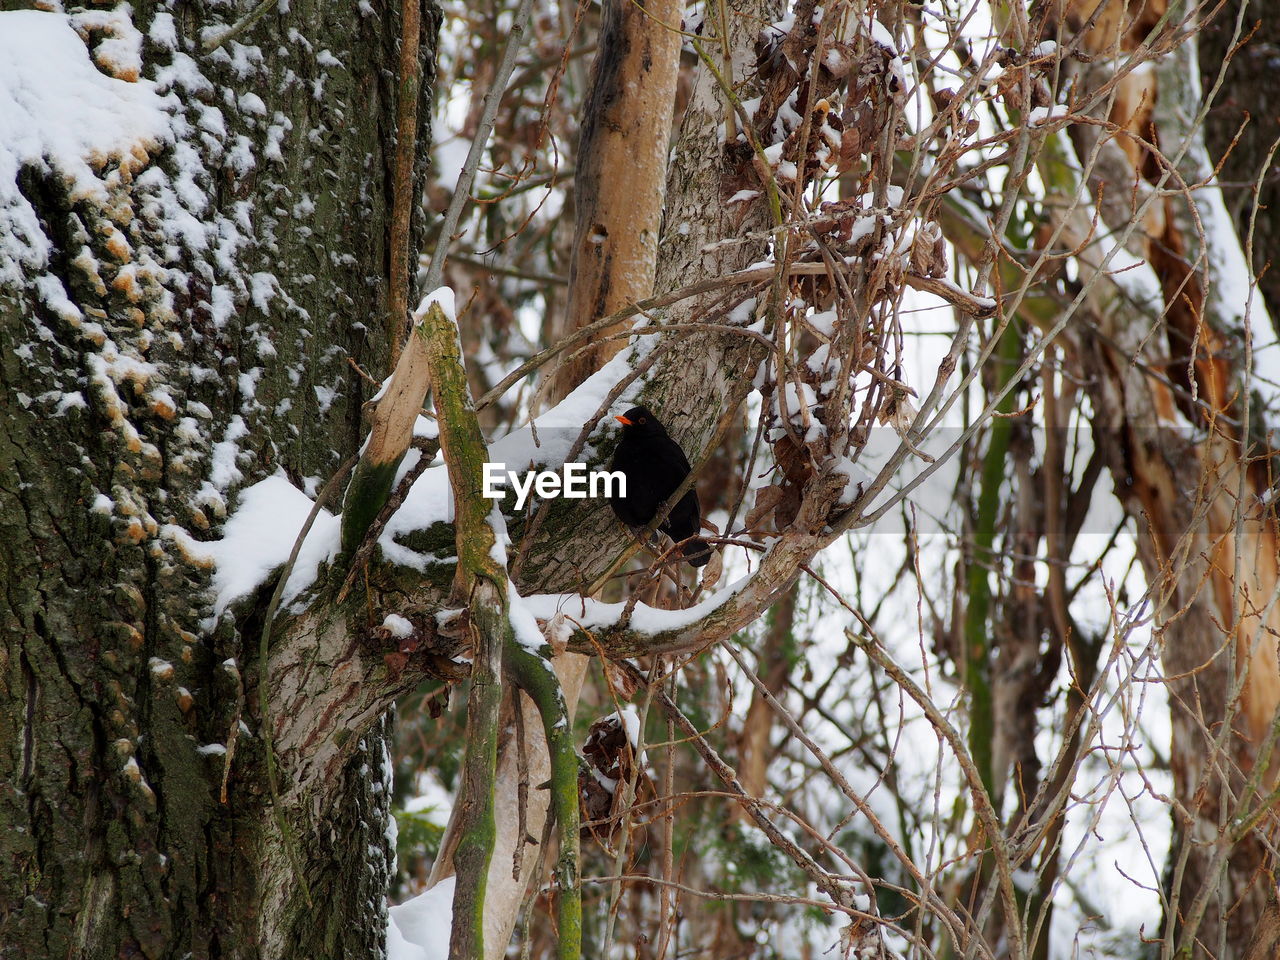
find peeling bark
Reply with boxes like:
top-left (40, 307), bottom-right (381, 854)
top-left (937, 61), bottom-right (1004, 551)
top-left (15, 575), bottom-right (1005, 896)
top-left (547, 0), bottom-right (684, 398)
top-left (1044, 6), bottom-right (1280, 954)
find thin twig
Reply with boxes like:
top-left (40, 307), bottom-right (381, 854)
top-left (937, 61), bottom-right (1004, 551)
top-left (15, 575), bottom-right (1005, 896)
top-left (419, 0), bottom-right (537, 298)
top-left (202, 0), bottom-right (279, 52)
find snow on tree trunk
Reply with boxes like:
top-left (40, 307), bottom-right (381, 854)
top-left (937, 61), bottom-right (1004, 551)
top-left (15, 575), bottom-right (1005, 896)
top-left (0, 3), bottom-right (437, 957)
top-left (423, 0), bottom-right (781, 950)
top-left (1198, 0), bottom-right (1280, 328)
top-left (1049, 4), bottom-right (1280, 954)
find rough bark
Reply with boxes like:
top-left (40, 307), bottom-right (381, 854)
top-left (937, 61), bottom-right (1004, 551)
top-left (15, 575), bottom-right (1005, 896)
top-left (0, 2), bottom-right (439, 957)
top-left (0, 0), bottom-right (895, 956)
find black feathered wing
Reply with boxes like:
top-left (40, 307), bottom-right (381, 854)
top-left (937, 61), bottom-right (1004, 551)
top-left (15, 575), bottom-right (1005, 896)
top-left (609, 431), bottom-right (711, 567)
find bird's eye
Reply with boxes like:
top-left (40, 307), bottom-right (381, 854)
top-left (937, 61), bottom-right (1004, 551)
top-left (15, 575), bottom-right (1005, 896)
top-left (638, 417), bottom-right (647, 423)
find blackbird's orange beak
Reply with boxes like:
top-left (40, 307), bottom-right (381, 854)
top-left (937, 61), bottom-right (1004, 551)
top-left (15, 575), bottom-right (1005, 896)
top-left (614, 415), bottom-right (633, 425)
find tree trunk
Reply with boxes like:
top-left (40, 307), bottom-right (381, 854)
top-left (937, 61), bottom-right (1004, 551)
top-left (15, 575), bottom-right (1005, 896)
top-left (1044, 5), bottom-right (1280, 952)
top-left (546, 0), bottom-right (684, 399)
top-left (0, 2), bottom-right (438, 956)
top-left (0, 0), bottom-right (916, 956)
top-left (423, 0), bottom-right (768, 950)
top-left (1197, 0), bottom-right (1280, 328)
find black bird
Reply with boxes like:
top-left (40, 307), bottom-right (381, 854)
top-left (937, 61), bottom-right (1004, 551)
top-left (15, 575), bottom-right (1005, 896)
top-left (608, 405), bottom-right (712, 567)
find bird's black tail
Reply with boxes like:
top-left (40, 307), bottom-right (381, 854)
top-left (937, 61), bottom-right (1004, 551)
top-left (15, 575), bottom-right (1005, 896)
top-left (682, 537), bottom-right (712, 567)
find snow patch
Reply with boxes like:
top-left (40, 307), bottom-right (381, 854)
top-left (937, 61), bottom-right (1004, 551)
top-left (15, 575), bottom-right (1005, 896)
top-left (1028, 104), bottom-right (1068, 127)
top-left (381, 614), bottom-right (413, 639)
top-left (387, 877), bottom-right (455, 960)
top-left (404, 770), bottom-right (454, 821)
top-left (616, 704), bottom-right (641, 749)
top-left (168, 474), bottom-right (341, 615)
top-left (508, 583), bottom-right (547, 654)
top-left (522, 576), bottom-right (749, 637)
top-left (415, 286), bottom-right (456, 324)
top-left (0, 10), bottom-right (170, 285)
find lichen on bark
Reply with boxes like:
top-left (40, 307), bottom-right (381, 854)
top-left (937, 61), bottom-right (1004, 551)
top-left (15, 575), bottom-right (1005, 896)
top-left (0, 1), bottom-right (440, 956)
